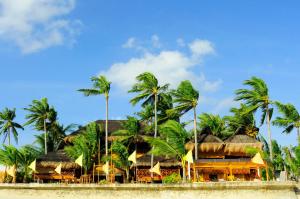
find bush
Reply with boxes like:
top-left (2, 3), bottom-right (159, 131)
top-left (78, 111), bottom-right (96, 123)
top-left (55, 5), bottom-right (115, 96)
top-left (162, 173), bottom-right (181, 184)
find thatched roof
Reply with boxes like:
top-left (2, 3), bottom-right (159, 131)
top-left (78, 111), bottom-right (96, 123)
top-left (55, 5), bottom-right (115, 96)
top-left (224, 134), bottom-right (259, 143)
top-left (136, 155), bottom-right (181, 167)
top-left (37, 150), bottom-right (79, 170)
top-left (64, 120), bottom-right (146, 143)
top-left (198, 133), bottom-right (223, 143)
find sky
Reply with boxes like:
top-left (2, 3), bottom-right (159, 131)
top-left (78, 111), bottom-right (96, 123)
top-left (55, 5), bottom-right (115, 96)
top-left (0, 0), bottom-right (300, 147)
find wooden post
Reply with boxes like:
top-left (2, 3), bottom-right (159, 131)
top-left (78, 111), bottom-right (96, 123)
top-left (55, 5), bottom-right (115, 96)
top-left (266, 162), bottom-right (269, 181)
top-left (193, 163), bottom-right (196, 182)
top-left (229, 166), bottom-right (233, 181)
top-left (92, 163), bottom-right (95, 183)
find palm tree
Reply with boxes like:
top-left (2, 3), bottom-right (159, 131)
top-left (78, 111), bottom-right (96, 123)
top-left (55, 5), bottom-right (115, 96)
top-left (0, 108), bottom-right (24, 145)
top-left (146, 120), bottom-right (189, 182)
top-left (129, 72), bottom-right (169, 176)
top-left (24, 98), bottom-right (57, 154)
top-left (224, 104), bottom-right (258, 138)
top-left (272, 102), bottom-right (300, 143)
top-left (170, 80), bottom-right (199, 159)
top-left (65, 122), bottom-right (98, 174)
top-left (78, 75), bottom-right (111, 179)
top-left (18, 145), bottom-right (41, 182)
top-left (198, 113), bottom-right (229, 139)
top-left (235, 76), bottom-right (274, 161)
top-left (112, 116), bottom-right (142, 150)
top-left (0, 145), bottom-right (21, 183)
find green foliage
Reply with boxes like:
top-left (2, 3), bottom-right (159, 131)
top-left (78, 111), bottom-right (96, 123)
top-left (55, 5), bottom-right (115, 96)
top-left (0, 108), bottom-right (23, 145)
top-left (170, 80), bottom-right (199, 115)
top-left (65, 122), bottom-right (100, 174)
top-left (198, 113), bottom-right (229, 139)
top-left (273, 101), bottom-right (300, 135)
top-left (224, 104), bottom-right (258, 137)
top-left (162, 173), bottom-right (181, 184)
top-left (128, 72), bottom-right (169, 107)
top-left (78, 75), bottom-right (111, 97)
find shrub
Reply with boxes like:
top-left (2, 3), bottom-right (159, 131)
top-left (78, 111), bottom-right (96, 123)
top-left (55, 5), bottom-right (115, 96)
top-left (162, 173), bottom-right (181, 184)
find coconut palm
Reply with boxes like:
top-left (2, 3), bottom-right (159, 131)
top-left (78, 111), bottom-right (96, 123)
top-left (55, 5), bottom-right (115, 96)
top-left (112, 116), bottom-right (142, 150)
top-left (18, 145), bottom-right (41, 182)
top-left (224, 104), bottom-right (258, 138)
top-left (78, 75), bottom-right (111, 179)
top-left (235, 76), bottom-right (274, 161)
top-left (0, 108), bottom-right (24, 145)
top-left (170, 80), bottom-right (199, 159)
top-left (65, 122), bottom-right (99, 174)
top-left (272, 102), bottom-right (300, 143)
top-left (0, 145), bottom-right (21, 183)
top-left (198, 113), bottom-right (229, 139)
top-left (128, 72), bottom-right (169, 176)
top-left (24, 98), bottom-right (57, 155)
top-left (146, 120), bottom-right (189, 182)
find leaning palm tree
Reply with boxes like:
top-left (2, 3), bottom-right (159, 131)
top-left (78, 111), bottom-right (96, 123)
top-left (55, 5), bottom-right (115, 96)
top-left (170, 80), bottom-right (199, 159)
top-left (235, 76), bottom-right (274, 161)
top-left (272, 102), bottom-right (300, 143)
top-left (0, 108), bottom-right (24, 145)
top-left (198, 113), bottom-right (229, 139)
top-left (24, 98), bottom-right (57, 154)
top-left (128, 72), bottom-right (169, 176)
top-left (78, 75), bottom-right (111, 179)
top-left (146, 120), bottom-right (189, 182)
top-left (224, 104), bottom-right (258, 138)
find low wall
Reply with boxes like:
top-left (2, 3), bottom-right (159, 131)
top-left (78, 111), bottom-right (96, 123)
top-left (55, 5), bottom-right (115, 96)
top-left (0, 182), bottom-right (299, 199)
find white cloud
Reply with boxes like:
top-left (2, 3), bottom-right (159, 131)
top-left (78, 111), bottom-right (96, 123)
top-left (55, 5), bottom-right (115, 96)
top-left (176, 38), bottom-right (185, 47)
top-left (101, 38), bottom-right (220, 93)
top-left (199, 73), bottom-right (223, 92)
top-left (211, 97), bottom-right (239, 114)
top-left (122, 37), bottom-right (136, 49)
top-left (189, 39), bottom-right (215, 58)
top-left (151, 34), bottom-right (161, 48)
top-left (0, 0), bottom-right (81, 53)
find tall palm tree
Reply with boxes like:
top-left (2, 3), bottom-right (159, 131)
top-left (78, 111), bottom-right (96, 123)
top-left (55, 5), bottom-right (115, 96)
top-left (78, 75), bottom-right (111, 179)
top-left (272, 102), bottom-right (300, 143)
top-left (0, 108), bottom-right (23, 145)
top-left (146, 120), bottom-right (189, 182)
top-left (128, 72), bottom-right (169, 177)
top-left (170, 80), bottom-right (199, 159)
top-left (24, 98), bottom-right (57, 154)
top-left (235, 76), bottom-right (274, 161)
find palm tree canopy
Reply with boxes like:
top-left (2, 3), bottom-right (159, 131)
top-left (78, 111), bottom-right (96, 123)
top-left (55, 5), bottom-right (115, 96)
top-left (272, 101), bottom-right (300, 134)
top-left (128, 72), bottom-right (169, 106)
top-left (0, 108), bottom-right (24, 144)
top-left (235, 76), bottom-right (273, 126)
top-left (78, 75), bottom-right (111, 97)
top-left (24, 98), bottom-right (57, 130)
top-left (146, 120), bottom-right (189, 159)
top-left (224, 104), bottom-right (258, 137)
top-left (0, 145), bottom-right (21, 167)
top-left (112, 116), bottom-right (142, 144)
top-left (170, 80), bottom-right (199, 115)
top-left (198, 113), bottom-right (227, 138)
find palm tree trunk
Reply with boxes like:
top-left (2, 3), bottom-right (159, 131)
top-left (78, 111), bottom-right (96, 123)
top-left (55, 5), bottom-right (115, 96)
top-left (8, 128), bottom-right (11, 146)
top-left (151, 93), bottom-right (158, 179)
top-left (297, 127), bottom-right (300, 146)
top-left (193, 107), bottom-right (197, 160)
top-left (182, 160), bottom-right (186, 183)
top-left (44, 119), bottom-right (47, 154)
top-left (266, 107), bottom-right (273, 162)
top-left (105, 95), bottom-right (109, 181)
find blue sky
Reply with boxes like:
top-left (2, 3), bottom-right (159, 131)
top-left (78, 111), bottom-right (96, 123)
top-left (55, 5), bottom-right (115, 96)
top-left (0, 0), bottom-right (299, 147)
